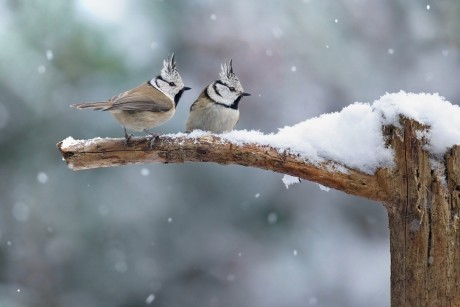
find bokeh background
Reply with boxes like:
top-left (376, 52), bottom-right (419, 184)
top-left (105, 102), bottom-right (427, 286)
top-left (1, 1), bottom-right (459, 306)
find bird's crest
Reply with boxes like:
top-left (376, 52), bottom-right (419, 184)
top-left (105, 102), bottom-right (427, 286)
top-left (161, 53), bottom-right (177, 76)
top-left (219, 59), bottom-right (237, 83)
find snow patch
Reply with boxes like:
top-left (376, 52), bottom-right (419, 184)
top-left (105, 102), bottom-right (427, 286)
top-left (180, 91), bottom-right (458, 174)
top-left (374, 92), bottom-right (460, 157)
top-left (318, 184), bottom-right (330, 192)
top-left (282, 175), bottom-right (300, 189)
top-left (61, 136), bottom-right (79, 148)
top-left (61, 136), bottom-right (105, 149)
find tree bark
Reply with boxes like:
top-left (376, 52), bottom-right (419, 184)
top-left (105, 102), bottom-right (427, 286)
top-left (57, 135), bottom-right (387, 202)
top-left (57, 118), bottom-right (460, 306)
top-left (378, 118), bottom-right (460, 306)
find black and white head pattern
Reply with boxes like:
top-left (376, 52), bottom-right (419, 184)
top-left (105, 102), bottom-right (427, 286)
top-left (151, 53), bottom-right (187, 102)
top-left (207, 60), bottom-right (248, 108)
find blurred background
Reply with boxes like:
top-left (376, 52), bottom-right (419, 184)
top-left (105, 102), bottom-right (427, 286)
top-left (1, 0), bottom-right (459, 306)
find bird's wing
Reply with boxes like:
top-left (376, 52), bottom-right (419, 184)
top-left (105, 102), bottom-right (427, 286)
top-left (106, 83), bottom-right (173, 112)
top-left (189, 89), bottom-right (209, 111)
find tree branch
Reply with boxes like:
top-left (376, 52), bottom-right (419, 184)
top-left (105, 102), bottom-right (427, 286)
top-left (56, 113), bottom-right (460, 307)
top-left (57, 135), bottom-right (388, 202)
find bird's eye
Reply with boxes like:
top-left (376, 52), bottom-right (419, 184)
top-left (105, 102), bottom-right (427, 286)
top-left (229, 87), bottom-right (236, 92)
top-left (169, 82), bottom-right (176, 86)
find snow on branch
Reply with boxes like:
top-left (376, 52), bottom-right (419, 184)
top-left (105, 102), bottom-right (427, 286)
top-left (57, 134), bottom-right (387, 201)
top-left (57, 91), bottom-right (460, 202)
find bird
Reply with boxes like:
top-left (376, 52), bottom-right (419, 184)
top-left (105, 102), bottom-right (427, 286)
top-left (71, 54), bottom-right (191, 144)
top-left (185, 59), bottom-right (250, 133)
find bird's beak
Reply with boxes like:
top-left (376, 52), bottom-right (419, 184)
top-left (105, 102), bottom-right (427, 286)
top-left (183, 86), bottom-right (192, 91)
top-left (241, 92), bottom-right (251, 96)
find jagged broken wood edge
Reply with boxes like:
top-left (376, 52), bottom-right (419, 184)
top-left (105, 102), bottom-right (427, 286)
top-left (57, 134), bottom-right (388, 202)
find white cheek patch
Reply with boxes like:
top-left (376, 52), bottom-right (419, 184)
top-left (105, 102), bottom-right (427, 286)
top-left (151, 78), bottom-right (174, 101)
top-left (207, 85), bottom-right (235, 106)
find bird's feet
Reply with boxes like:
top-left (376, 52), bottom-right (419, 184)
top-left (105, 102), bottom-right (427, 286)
top-left (123, 127), bottom-right (133, 147)
top-left (123, 135), bottom-right (134, 147)
top-left (144, 129), bottom-right (160, 149)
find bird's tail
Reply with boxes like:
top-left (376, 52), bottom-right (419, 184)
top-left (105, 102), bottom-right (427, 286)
top-left (70, 101), bottom-right (111, 111)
